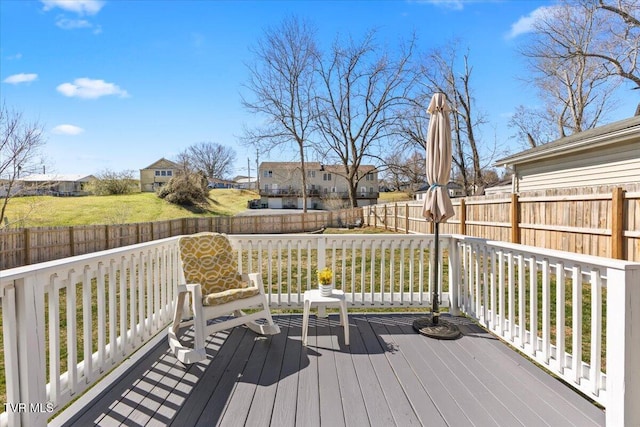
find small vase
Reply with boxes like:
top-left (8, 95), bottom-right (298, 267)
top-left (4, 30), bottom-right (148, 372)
top-left (319, 283), bottom-right (333, 296)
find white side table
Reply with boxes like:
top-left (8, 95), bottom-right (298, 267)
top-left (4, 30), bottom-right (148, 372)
top-left (302, 289), bottom-right (349, 346)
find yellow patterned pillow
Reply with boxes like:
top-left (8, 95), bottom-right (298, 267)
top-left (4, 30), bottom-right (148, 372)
top-left (179, 233), bottom-right (259, 306)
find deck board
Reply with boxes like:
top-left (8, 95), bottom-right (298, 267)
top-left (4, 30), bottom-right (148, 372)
top-left (52, 313), bottom-right (605, 427)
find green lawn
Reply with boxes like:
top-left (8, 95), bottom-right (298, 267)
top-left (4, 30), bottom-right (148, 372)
top-left (378, 191), bottom-right (413, 203)
top-left (2, 189), bottom-right (258, 227)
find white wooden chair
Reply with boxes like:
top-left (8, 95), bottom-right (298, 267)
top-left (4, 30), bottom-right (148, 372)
top-left (168, 232), bottom-right (280, 364)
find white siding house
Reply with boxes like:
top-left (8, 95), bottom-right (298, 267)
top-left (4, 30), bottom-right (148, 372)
top-left (495, 115), bottom-right (640, 193)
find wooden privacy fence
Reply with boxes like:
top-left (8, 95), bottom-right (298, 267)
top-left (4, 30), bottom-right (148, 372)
top-left (364, 186), bottom-right (640, 262)
top-left (0, 208), bottom-right (363, 269)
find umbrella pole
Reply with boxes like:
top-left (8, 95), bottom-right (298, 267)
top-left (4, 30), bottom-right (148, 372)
top-left (432, 221), bottom-right (440, 325)
top-left (412, 218), bottom-right (460, 339)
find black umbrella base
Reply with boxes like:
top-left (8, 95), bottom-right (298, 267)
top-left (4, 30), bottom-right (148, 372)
top-left (413, 315), bottom-right (461, 340)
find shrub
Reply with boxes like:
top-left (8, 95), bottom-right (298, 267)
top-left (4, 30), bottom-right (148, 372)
top-left (88, 170), bottom-right (138, 195)
top-left (157, 172), bottom-right (208, 206)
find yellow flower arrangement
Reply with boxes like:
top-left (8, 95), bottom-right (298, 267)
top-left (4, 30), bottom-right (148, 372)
top-left (317, 267), bottom-right (332, 285)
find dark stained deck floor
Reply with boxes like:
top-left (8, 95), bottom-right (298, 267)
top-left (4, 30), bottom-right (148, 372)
top-left (52, 313), bottom-right (604, 426)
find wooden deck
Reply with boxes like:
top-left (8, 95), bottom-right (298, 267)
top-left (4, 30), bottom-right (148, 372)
top-left (52, 313), bottom-right (604, 426)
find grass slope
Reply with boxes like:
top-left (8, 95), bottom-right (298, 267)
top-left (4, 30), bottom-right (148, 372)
top-left (3, 189), bottom-right (258, 227)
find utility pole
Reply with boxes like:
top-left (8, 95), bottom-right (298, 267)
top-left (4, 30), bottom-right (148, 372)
top-left (255, 148), bottom-right (260, 191)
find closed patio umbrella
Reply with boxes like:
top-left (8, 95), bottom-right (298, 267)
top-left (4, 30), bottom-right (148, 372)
top-left (413, 93), bottom-right (460, 339)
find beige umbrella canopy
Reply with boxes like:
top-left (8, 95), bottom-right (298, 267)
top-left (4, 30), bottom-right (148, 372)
top-left (413, 92), bottom-right (460, 339)
top-left (422, 92), bottom-right (455, 223)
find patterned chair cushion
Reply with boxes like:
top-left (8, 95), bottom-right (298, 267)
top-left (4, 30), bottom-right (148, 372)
top-left (179, 233), bottom-right (260, 306)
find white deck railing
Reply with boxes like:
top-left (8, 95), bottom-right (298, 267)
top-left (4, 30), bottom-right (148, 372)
top-left (1, 233), bottom-right (639, 426)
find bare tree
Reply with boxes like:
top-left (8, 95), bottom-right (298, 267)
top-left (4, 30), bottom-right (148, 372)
top-left (508, 105), bottom-right (557, 148)
top-left (242, 16), bottom-right (318, 212)
top-left (180, 142), bottom-right (236, 179)
top-left (383, 150), bottom-right (426, 194)
top-left (577, 0), bottom-right (640, 88)
top-left (314, 30), bottom-right (417, 207)
top-left (419, 43), bottom-right (486, 195)
top-left (515, 0), bottom-right (621, 144)
top-left (0, 104), bottom-right (45, 227)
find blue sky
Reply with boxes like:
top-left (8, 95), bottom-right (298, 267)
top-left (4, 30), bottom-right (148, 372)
top-left (1, 0), bottom-right (637, 178)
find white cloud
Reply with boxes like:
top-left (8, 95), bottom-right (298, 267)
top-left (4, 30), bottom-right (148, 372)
top-left (506, 6), bottom-right (556, 39)
top-left (52, 124), bottom-right (85, 135)
top-left (3, 73), bottom-right (38, 84)
top-left (55, 17), bottom-right (92, 30)
top-left (57, 78), bottom-right (130, 99)
top-left (412, 0), bottom-right (464, 11)
top-left (41, 0), bottom-right (105, 16)
top-left (6, 53), bottom-right (23, 60)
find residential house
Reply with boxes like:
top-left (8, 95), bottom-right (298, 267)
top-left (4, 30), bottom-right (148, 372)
top-left (495, 115), bottom-right (640, 193)
top-left (13, 174), bottom-right (96, 196)
top-left (207, 177), bottom-right (235, 189)
top-left (140, 158), bottom-right (181, 192)
top-left (258, 162), bottom-right (379, 209)
top-left (414, 181), bottom-right (465, 203)
top-left (233, 175), bottom-right (258, 190)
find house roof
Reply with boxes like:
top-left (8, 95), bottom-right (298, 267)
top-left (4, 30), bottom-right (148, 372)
top-left (141, 157), bottom-right (180, 170)
top-left (495, 115), bottom-right (640, 167)
top-left (20, 174), bottom-right (96, 182)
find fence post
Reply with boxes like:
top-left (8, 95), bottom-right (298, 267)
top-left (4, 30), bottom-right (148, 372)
top-left (384, 205), bottom-right (388, 230)
top-left (373, 206), bottom-right (377, 228)
top-left (69, 226), bottom-right (75, 257)
top-left (606, 265), bottom-right (640, 426)
top-left (611, 187), bottom-right (625, 260)
top-left (394, 203), bottom-right (398, 232)
top-left (405, 203), bottom-right (409, 234)
top-left (511, 193), bottom-right (520, 244)
top-left (459, 199), bottom-right (466, 236)
top-left (104, 225), bottom-right (110, 250)
top-left (23, 228), bottom-right (31, 266)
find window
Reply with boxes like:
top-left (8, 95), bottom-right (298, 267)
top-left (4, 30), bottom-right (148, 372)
top-left (155, 171), bottom-right (160, 176)
top-left (161, 170), bottom-right (167, 176)
top-left (365, 173), bottom-right (374, 181)
top-left (167, 170), bottom-right (173, 176)
top-left (323, 173), bottom-right (332, 181)
top-left (263, 170), bottom-right (272, 178)
top-left (308, 170), bottom-right (315, 178)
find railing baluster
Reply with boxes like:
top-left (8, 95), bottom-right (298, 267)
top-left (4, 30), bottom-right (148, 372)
top-left (542, 259), bottom-right (551, 364)
top-left (572, 266), bottom-right (583, 384)
top-left (517, 254), bottom-right (525, 348)
top-left (67, 270), bottom-right (78, 393)
top-left (81, 267), bottom-right (93, 382)
top-left (109, 259), bottom-right (117, 362)
top-left (498, 251), bottom-right (505, 336)
top-left (49, 275), bottom-right (61, 404)
top-left (555, 262), bottom-right (566, 374)
top-left (529, 257), bottom-right (538, 356)
top-left (590, 270), bottom-right (602, 396)
top-left (490, 248), bottom-right (497, 330)
top-left (481, 245), bottom-right (489, 324)
top-left (507, 252), bottom-right (514, 342)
